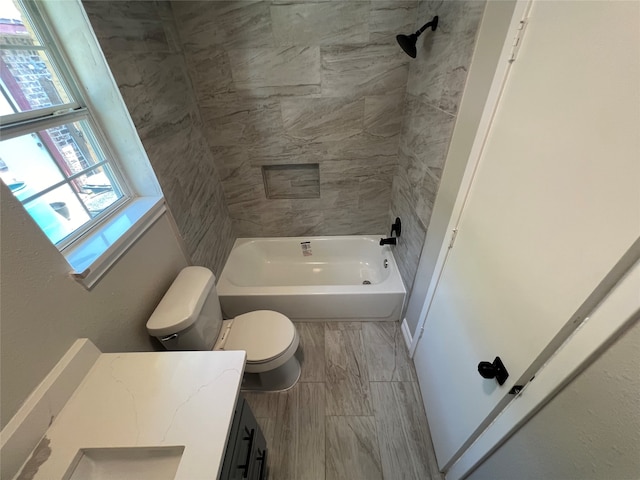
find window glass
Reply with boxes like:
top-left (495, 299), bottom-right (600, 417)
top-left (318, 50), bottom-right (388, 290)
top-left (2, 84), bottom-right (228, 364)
top-left (75, 166), bottom-right (123, 217)
top-left (0, 126), bottom-right (125, 244)
top-left (0, 0), bottom-right (127, 248)
top-left (23, 184), bottom-right (87, 244)
top-left (0, 1), bottom-right (73, 115)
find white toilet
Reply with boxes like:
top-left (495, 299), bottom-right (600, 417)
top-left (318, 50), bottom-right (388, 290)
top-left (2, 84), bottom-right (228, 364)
top-left (146, 266), bottom-right (301, 391)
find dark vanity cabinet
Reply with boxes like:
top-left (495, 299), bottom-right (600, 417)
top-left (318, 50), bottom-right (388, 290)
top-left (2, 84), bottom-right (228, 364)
top-left (220, 396), bottom-right (268, 480)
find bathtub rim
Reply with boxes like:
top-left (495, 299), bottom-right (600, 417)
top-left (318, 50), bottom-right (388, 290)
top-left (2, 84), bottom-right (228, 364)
top-left (216, 235), bottom-right (405, 294)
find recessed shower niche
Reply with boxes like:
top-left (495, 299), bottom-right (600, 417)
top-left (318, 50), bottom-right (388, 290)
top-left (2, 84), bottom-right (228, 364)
top-left (262, 163), bottom-right (320, 199)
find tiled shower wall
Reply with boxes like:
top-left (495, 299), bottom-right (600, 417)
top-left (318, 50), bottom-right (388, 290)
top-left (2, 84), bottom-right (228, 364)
top-left (171, 1), bottom-right (418, 236)
top-left (390, 0), bottom-right (485, 294)
top-left (83, 0), bottom-right (484, 289)
top-left (83, 1), bottom-right (235, 275)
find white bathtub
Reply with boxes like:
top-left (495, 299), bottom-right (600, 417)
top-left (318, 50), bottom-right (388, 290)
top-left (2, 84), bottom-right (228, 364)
top-left (217, 236), bottom-right (406, 321)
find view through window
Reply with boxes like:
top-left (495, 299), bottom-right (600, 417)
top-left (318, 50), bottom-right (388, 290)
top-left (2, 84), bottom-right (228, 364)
top-left (0, 0), bottom-right (127, 247)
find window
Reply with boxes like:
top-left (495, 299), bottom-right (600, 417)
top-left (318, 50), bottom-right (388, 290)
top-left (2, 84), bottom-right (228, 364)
top-left (0, 0), bottom-right (165, 288)
top-left (0, 0), bottom-right (129, 249)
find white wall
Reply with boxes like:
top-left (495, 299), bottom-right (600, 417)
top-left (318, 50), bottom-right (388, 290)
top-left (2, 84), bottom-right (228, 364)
top-left (0, 183), bottom-right (189, 428)
top-left (467, 317), bottom-right (640, 480)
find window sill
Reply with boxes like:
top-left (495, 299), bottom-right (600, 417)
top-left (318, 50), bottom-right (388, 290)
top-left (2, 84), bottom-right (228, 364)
top-left (64, 197), bottom-right (166, 289)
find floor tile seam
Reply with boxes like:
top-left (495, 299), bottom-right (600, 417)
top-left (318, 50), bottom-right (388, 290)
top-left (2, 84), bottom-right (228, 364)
top-left (325, 408), bottom-right (374, 417)
top-left (323, 413), bottom-right (377, 418)
top-left (324, 416), bottom-right (328, 480)
top-left (368, 379), bottom-right (417, 383)
top-left (370, 397), bottom-right (391, 480)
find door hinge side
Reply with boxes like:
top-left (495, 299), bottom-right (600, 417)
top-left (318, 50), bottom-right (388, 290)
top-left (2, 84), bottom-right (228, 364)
top-left (508, 17), bottom-right (529, 63)
top-left (509, 375), bottom-right (536, 396)
top-left (417, 324), bottom-right (426, 341)
top-left (448, 229), bottom-right (458, 249)
top-left (509, 384), bottom-right (524, 395)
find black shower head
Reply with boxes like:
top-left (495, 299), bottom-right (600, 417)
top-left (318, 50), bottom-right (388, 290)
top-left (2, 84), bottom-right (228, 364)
top-left (396, 33), bottom-right (419, 58)
top-left (397, 15), bottom-right (438, 58)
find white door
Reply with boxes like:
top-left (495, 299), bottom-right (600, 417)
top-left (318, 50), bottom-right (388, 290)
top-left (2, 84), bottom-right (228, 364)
top-left (414, 0), bottom-right (640, 469)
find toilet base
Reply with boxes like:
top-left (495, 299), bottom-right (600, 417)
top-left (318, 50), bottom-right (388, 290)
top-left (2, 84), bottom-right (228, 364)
top-left (241, 355), bottom-right (301, 392)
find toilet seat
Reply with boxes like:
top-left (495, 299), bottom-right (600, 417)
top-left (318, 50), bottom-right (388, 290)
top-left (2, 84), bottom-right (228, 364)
top-left (223, 310), bottom-right (299, 373)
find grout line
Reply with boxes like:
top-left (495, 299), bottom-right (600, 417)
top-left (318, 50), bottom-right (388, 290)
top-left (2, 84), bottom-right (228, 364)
top-left (369, 380), bottom-right (417, 383)
top-left (324, 405), bottom-right (328, 480)
top-left (324, 414), bottom-right (378, 418)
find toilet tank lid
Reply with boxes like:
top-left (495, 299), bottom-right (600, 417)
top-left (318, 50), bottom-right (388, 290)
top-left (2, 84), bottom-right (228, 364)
top-left (146, 266), bottom-right (216, 336)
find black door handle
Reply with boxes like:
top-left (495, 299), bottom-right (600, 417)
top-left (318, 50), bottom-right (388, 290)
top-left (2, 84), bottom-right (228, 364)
top-left (478, 356), bottom-right (509, 385)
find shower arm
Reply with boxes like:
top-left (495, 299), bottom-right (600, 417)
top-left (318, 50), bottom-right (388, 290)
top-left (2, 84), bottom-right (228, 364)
top-left (414, 16), bottom-right (439, 38)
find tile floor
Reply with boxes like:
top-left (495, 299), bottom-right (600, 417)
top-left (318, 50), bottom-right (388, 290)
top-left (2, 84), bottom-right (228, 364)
top-left (243, 321), bottom-right (443, 480)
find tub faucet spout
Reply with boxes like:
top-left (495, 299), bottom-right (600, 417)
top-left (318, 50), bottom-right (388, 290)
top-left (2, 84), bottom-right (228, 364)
top-left (380, 237), bottom-right (397, 246)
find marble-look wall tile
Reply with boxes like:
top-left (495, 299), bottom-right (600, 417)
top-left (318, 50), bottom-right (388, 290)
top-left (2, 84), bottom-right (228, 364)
top-left (178, 134), bottom-right (235, 271)
top-left (141, 117), bottom-right (200, 201)
top-left (357, 177), bottom-right (393, 219)
top-left (105, 51), bottom-right (197, 139)
top-left (397, 96), bottom-right (456, 227)
top-left (200, 97), bottom-right (283, 146)
top-left (390, 174), bottom-right (428, 293)
top-left (172, 1), bottom-right (274, 50)
top-left (406, 0), bottom-right (486, 115)
top-left (399, 97), bottom-right (456, 170)
top-left (321, 45), bottom-right (409, 97)
top-left (322, 134), bottom-right (400, 160)
top-left (270, 2), bottom-right (369, 46)
top-left (231, 201), bottom-right (325, 237)
top-left (228, 47), bottom-right (321, 97)
top-left (321, 157), bottom-right (395, 182)
top-left (210, 144), bottom-right (400, 236)
top-left (174, 0), bottom-right (413, 237)
top-left (218, 159), bottom-right (265, 207)
top-left (389, 0), bottom-right (484, 296)
top-left (83, 1), bottom-right (179, 55)
top-left (369, 1), bottom-right (419, 45)
top-left (414, 166), bottom-right (441, 230)
top-left (182, 49), bottom-right (236, 102)
top-left (84, 0), bottom-right (236, 276)
top-left (364, 95), bottom-right (405, 138)
top-left (281, 97), bottom-right (364, 143)
top-left (218, 131), bottom-right (399, 169)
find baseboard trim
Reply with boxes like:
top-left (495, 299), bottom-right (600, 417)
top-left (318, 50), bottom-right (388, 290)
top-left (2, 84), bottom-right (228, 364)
top-left (401, 318), bottom-right (413, 352)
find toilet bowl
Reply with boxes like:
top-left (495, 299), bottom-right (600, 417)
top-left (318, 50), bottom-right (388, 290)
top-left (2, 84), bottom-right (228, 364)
top-left (146, 266), bottom-right (300, 391)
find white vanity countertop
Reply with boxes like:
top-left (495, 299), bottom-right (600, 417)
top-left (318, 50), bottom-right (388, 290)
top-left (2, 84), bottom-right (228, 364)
top-left (23, 350), bottom-right (246, 480)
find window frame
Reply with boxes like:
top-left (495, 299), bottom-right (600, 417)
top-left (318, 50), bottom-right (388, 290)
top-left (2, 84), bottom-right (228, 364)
top-left (0, 0), bottom-right (168, 289)
top-left (0, 6), bottom-right (82, 125)
top-left (0, 0), bottom-right (134, 251)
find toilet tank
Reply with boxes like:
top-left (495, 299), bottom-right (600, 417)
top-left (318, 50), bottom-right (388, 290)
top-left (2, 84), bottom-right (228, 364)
top-left (146, 266), bottom-right (224, 351)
